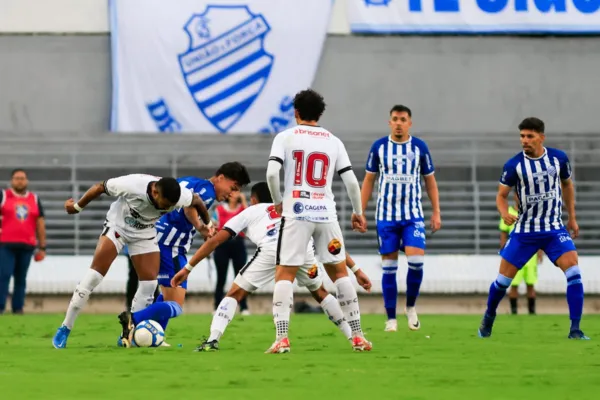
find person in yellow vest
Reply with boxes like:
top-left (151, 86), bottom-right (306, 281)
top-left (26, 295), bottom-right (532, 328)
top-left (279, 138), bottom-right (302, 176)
top-left (499, 202), bottom-right (544, 315)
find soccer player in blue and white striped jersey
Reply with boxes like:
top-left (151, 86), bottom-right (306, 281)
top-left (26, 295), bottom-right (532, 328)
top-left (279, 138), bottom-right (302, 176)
top-left (360, 105), bottom-right (441, 332)
top-left (124, 163), bottom-right (250, 340)
top-left (478, 117), bottom-right (588, 340)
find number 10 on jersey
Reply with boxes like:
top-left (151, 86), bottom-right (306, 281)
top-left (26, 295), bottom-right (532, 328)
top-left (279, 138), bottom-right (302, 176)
top-left (292, 151), bottom-right (330, 188)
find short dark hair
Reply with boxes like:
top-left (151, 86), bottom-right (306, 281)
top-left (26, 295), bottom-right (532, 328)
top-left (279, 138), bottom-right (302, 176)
top-left (518, 117), bottom-right (545, 134)
top-left (11, 168), bottom-right (26, 178)
top-left (390, 105), bottom-right (412, 118)
top-left (293, 89), bottom-right (326, 122)
top-left (156, 177), bottom-right (181, 204)
top-left (215, 162), bottom-right (251, 187)
top-left (250, 182), bottom-right (272, 204)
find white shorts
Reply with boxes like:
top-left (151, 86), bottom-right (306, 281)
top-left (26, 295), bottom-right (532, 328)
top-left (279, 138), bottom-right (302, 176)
top-left (100, 221), bottom-right (159, 256)
top-left (276, 218), bottom-right (346, 266)
top-left (234, 247), bottom-right (323, 293)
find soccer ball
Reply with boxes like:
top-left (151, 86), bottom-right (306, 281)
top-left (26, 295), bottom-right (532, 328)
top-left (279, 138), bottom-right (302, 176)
top-left (132, 320), bottom-right (165, 347)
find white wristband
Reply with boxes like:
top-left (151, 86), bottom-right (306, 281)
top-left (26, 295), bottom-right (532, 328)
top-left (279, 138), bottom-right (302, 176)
top-left (184, 263), bottom-right (195, 272)
top-left (73, 203), bottom-right (83, 212)
top-left (207, 221), bottom-right (213, 229)
top-left (350, 265), bottom-right (360, 273)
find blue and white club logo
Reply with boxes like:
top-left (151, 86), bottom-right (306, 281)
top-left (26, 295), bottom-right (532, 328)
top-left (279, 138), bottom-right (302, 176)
top-left (293, 202), bottom-right (304, 214)
top-left (364, 0), bottom-right (392, 5)
top-left (178, 5), bottom-right (274, 133)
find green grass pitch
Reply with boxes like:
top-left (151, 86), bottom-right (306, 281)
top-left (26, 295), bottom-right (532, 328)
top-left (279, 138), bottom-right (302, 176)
top-left (0, 313), bottom-right (598, 399)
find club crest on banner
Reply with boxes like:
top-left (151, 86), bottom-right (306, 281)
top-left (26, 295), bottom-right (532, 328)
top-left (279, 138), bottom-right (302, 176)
top-left (364, 0), bottom-right (392, 5)
top-left (178, 5), bottom-right (274, 133)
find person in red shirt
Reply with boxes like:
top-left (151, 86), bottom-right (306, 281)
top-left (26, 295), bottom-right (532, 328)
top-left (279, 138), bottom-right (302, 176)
top-left (0, 169), bottom-right (46, 314)
top-left (214, 191), bottom-right (250, 315)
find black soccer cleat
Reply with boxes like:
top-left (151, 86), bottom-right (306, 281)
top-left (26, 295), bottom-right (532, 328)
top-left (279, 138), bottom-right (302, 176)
top-left (478, 313), bottom-right (496, 338)
top-left (195, 339), bottom-right (219, 352)
top-left (118, 311), bottom-right (135, 348)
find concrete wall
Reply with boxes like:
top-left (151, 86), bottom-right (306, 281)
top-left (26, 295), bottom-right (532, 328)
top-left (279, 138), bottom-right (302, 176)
top-left (1, 34), bottom-right (599, 136)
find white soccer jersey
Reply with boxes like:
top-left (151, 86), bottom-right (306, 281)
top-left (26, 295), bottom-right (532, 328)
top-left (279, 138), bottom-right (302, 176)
top-left (268, 125), bottom-right (352, 222)
top-left (103, 174), bottom-right (193, 237)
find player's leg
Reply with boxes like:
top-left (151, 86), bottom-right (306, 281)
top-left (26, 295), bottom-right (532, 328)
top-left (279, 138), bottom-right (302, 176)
top-left (543, 231), bottom-right (587, 339)
top-left (297, 262), bottom-right (352, 342)
top-left (376, 221), bottom-right (400, 331)
top-left (267, 218), bottom-right (309, 354)
top-left (402, 221), bottom-right (427, 331)
top-left (11, 247), bottom-right (34, 314)
top-left (478, 233), bottom-right (538, 338)
top-left (125, 256), bottom-right (138, 311)
top-left (316, 222), bottom-right (371, 351)
top-left (53, 228), bottom-right (121, 349)
top-left (509, 269), bottom-right (525, 315)
top-left (212, 242), bottom-right (230, 312)
top-left (230, 236), bottom-right (249, 314)
top-left (523, 257), bottom-right (538, 315)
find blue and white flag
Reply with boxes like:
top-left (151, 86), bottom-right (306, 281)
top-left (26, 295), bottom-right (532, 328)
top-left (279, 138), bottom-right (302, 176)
top-left (349, 0), bottom-right (600, 34)
top-left (109, 0), bottom-right (332, 134)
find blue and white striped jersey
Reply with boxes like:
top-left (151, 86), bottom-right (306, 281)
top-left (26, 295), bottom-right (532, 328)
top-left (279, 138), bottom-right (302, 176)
top-left (366, 136), bottom-right (434, 222)
top-left (500, 147), bottom-right (572, 233)
top-left (156, 176), bottom-right (216, 253)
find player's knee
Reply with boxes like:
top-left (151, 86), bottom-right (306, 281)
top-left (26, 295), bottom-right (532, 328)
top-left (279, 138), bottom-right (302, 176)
top-left (381, 252), bottom-right (398, 261)
top-left (323, 261), bottom-right (348, 282)
top-left (555, 251), bottom-right (579, 271)
top-left (227, 286), bottom-right (249, 303)
top-left (310, 286), bottom-right (329, 303)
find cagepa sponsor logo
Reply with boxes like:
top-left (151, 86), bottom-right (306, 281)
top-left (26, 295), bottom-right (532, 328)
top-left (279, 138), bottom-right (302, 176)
top-left (305, 204), bottom-right (327, 212)
top-left (525, 191), bottom-right (556, 203)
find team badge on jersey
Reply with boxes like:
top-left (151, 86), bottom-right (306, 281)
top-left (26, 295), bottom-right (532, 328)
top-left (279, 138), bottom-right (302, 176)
top-left (178, 5), bottom-right (274, 133)
top-left (328, 239), bottom-right (342, 255)
top-left (307, 264), bottom-right (319, 279)
top-left (15, 204), bottom-right (28, 221)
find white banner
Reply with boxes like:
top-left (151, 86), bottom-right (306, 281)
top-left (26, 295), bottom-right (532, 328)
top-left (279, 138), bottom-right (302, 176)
top-left (349, 0), bottom-right (600, 34)
top-left (17, 255), bottom-right (600, 295)
top-left (109, 0), bottom-right (332, 134)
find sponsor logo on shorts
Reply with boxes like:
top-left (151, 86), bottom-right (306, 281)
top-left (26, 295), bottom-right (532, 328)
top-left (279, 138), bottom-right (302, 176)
top-left (328, 238), bottom-right (342, 255)
top-left (413, 230), bottom-right (425, 239)
top-left (307, 264), bottom-right (319, 279)
top-left (525, 191), bottom-right (556, 203)
top-left (414, 221), bottom-right (425, 228)
top-left (293, 190), bottom-right (311, 199)
top-left (559, 235), bottom-right (573, 243)
top-left (293, 202), bottom-right (304, 214)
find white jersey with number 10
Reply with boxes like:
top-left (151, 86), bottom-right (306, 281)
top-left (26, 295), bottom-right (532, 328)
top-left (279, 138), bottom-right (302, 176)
top-left (268, 125), bottom-right (353, 223)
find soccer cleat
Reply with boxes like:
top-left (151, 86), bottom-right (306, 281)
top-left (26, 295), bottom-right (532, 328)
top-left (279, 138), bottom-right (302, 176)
top-left (52, 325), bottom-right (71, 349)
top-left (478, 313), bottom-right (496, 338)
top-left (195, 339), bottom-right (220, 352)
top-left (241, 310), bottom-right (252, 316)
top-left (265, 337), bottom-right (291, 354)
top-left (405, 307), bottom-right (421, 330)
top-left (568, 330), bottom-right (590, 340)
top-left (384, 319), bottom-right (398, 332)
top-left (351, 335), bottom-right (373, 352)
top-left (159, 341), bottom-right (171, 347)
top-left (117, 311), bottom-right (135, 348)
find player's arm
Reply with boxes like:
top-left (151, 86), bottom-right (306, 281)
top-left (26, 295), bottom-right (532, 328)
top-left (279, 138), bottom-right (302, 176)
top-left (423, 174), bottom-right (441, 232)
top-left (361, 142), bottom-right (380, 214)
top-left (35, 197), bottom-right (47, 261)
top-left (266, 134), bottom-right (285, 212)
top-left (345, 251), bottom-right (372, 292)
top-left (184, 194), bottom-right (212, 227)
top-left (561, 178), bottom-right (578, 238)
top-left (337, 139), bottom-right (366, 232)
top-left (496, 184), bottom-right (517, 226)
top-left (64, 179), bottom-right (115, 214)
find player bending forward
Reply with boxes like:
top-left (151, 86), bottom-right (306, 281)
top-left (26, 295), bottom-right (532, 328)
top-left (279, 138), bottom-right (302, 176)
top-left (170, 182), bottom-right (372, 352)
top-left (52, 174), bottom-right (212, 349)
top-left (478, 117), bottom-right (588, 340)
top-left (266, 89), bottom-right (371, 353)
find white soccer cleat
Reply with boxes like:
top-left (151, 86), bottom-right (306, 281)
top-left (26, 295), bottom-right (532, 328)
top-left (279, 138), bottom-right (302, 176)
top-left (385, 319), bottom-right (398, 332)
top-left (405, 307), bottom-right (420, 330)
top-left (265, 337), bottom-right (291, 354)
top-left (159, 341), bottom-right (171, 347)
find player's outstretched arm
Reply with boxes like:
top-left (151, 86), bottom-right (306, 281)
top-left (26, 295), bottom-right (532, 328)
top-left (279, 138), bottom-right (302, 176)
top-left (184, 194), bottom-right (214, 237)
top-left (64, 182), bottom-right (106, 214)
top-left (423, 174), bottom-right (441, 232)
top-left (360, 172), bottom-right (376, 215)
top-left (497, 184), bottom-right (517, 226)
top-left (171, 229), bottom-right (233, 287)
top-left (561, 178), bottom-right (579, 238)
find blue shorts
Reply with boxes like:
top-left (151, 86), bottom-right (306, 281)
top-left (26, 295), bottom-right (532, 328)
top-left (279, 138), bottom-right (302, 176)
top-left (158, 244), bottom-right (188, 289)
top-left (500, 229), bottom-right (576, 269)
top-left (376, 220), bottom-right (426, 255)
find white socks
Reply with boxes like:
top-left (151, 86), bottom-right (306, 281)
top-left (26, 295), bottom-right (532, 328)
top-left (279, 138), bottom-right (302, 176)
top-left (273, 280), bottom-right (294, 339)
top-left (131, 280), bottom-right (158, 313)
top-left (336, 276), bottom-right (363, 336)
top-left (62, 269), bottom-right (104, 329)
top-left (320, 294), bottom-right (352, 340)
top-left (208, 297), bottom-right (238, 342)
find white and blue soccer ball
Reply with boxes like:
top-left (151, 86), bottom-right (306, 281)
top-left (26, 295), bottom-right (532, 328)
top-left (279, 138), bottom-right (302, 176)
top-left (133, 320), bottom-right (165, 347)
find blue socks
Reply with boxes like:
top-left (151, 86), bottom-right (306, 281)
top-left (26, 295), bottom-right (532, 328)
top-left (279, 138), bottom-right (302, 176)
top-left (381, 260), bottom-right (398, 320)
top-left (565, 266), bottom-right (584, 331)
top-left (406, 255), bottom-right (424, 308)
top-left (132, 301), bottom-right (182, 331)
top-left (485, 274), bottom-right (513, 317)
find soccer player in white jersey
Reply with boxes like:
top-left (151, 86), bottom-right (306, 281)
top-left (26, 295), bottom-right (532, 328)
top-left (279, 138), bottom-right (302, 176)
top-left (52, 174), bottom-right (213, 349)
top-left (361, 105), bottom-right (441, 332)
top-left (170, 182), bottom-right (372, 352)
top-left (266, 89), bottom-right (371, 353)
top-left (478, 117), bottom-right (588, 340)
